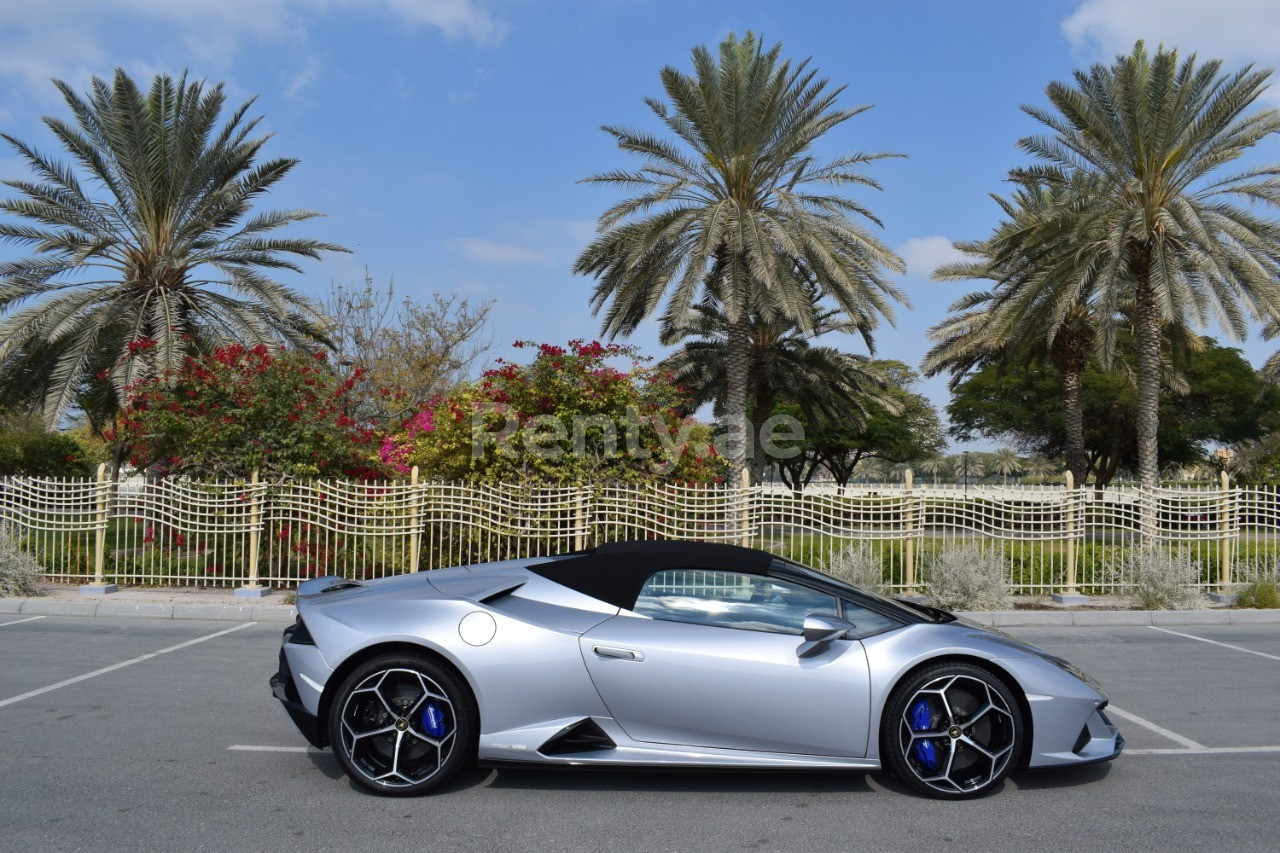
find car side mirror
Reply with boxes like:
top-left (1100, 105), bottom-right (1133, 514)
top-left (798, 614), bottom-right (855, 658)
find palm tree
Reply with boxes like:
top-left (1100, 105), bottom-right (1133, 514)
top-left (926, 186), bottom-right (1098, 486)
top-left (0, 69), bottom-right (346, 430)
top-left (917, 455), bottom-right (951, 486)
top-left (930, 178), bottom-right (1215, 491)
top-left (853, 457), bottom-right (882, 484)
top-left (1010, 41), bottom-right (1280, 488)
top-left (574, 32), bottom-right (905, 478)
top-left (953, 453), bottom-right (984, 484)
top-left (659, 294), bottom-right (893, 484)
top-left (990, 447), bottom-right (1022, 485)
top-left (1022, 456), bottom-right (1056, 482)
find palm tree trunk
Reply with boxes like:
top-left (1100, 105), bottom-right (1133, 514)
top-left (1133, 260), bottom-right (1162, 544)
top-left (1062, 365), bottom-right (1088, 487)
top-left (1134, 272), bottom-right (1161, 489)
top-left (749, 387), bottom-right (773, 486)
top-left (724, 310), bottom-right (752, 480)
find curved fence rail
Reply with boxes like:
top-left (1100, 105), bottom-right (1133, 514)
top-left (1, 468), bottom-right (1275, 592)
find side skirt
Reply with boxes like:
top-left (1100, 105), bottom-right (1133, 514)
top-left (478, 715), bottom-right (881, 771)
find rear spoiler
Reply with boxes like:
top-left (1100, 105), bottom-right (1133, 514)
top-left (296, 575), bottom-right (362, 597)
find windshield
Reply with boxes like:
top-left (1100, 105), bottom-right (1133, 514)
top-left (770, 557), bottom-right (950, 622)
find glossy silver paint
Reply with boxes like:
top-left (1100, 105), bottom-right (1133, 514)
top-left (582, 613), bottom-right (870, 756)
top-left (284, 558), bottom-right (1120, 772)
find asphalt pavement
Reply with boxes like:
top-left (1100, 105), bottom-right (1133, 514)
top-left (0, 615), bottom-right (1277, 852)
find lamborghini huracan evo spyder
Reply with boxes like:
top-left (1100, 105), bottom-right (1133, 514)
top-left (270, 541), bottom-right (1122, 798)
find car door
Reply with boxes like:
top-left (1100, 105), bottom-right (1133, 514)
top-left (579, 568), bottom-right (872, 757)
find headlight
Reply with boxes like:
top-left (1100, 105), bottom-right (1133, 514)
top-left (1051, 657), bottom-right (1102, 693)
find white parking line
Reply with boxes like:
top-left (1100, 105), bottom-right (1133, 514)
top-left (0, 616), bottom-right (46, 628)
top-left (1149, 626), bottom-right (1280, 662)
top-left (1105, 705), bottom-right (1206, 750)
top-left (1127, 746), bottom-right (1280, 755)
top-left (228, 744), bottom-right (320, 753)
top-left (0, 622), bottom-right (254, 709)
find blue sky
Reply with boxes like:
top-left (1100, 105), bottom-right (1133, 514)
top-left (3, 0), bottom-right (1280, 450)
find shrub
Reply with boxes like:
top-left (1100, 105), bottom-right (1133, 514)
top-left (117, 345), bottom-right (386, 481)
top-left (1107, 547), bottom-right (1204, 610)
top-left (1236, 581), bottom-right (1280, 609)
top-left (0, 529), bottom-right (44, 597)
top-left (824, 544), bottom-right (889, 596)
top-left (395, 340), bottom-right (727, 484)
top-left (0, 424), bottom-right (93, 477)
top-left (923, 544), bottom-right (1011, 611)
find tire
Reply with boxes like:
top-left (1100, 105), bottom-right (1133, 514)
top-left (327, 652), bottom-right (476, 796)
top-left (881, 661), bottom-right (1024, 799)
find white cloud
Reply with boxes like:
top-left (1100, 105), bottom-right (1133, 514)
top-left (0, 0), bottom-right (506, 98)
top-left (383, 0), bottom-right (506, 44)
top-left (455, 220), bottom-right (595, 266)
top-left (1063, 0), bottom-right (1280, 67)
top-left (284, 56), bottom-right (323, 100)
top-left (457, 238), bottom-right (550, 265)
top-left (898, 236), bottom-right (965, 277)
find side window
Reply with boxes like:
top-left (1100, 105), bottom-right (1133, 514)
top-left (634, 569), bottom-right (838, 635)
top-left (840, 600), bottom-right (900, 639)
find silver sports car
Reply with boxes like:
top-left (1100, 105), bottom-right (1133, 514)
top-left (270, 541), bottom-right (1122, 798)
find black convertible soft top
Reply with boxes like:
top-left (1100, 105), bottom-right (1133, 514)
top-left (527, 540), bottom-right (772, 610)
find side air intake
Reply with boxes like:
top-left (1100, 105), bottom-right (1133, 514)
top-left (538, 719), bottom-right (617, 756)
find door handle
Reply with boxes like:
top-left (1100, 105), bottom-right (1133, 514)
top-left (593, 645), bottom-right (644, 662)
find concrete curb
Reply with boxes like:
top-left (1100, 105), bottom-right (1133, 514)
top-left (0, 598), bottom-right (296, 622)
top-left (956, 609), bottom-right (1280, 626)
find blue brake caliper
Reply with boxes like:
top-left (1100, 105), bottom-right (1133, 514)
top-left (910, 698), bottom-right (938, 771)
top-left (421, 701), bottom-right (448, 739)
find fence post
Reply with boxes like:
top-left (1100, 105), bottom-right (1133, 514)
top-left (739, 468), bottom-right (752, 549)
top-left (902, 469), bottom-right (916, 593)
top-left (574, 486), bottom-right (587, 552)
top-left (235, 469), bottom-right (268, 598)
top-left (408, 466), bottom-right (422, 572)
top-left (78, 463), bottom-right (117, 595)
top-left (1219, 470), bottom-right (1231, 588)
top-left (1063, 470), bottom-right (1078, 595)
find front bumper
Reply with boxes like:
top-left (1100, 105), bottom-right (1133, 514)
top-left (270, 629), bottom-right (327, 749)
top-left (1029, 704), bottom-right (1124, 769)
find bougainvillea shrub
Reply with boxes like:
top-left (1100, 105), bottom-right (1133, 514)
top-left (382, 340), bottom-right (726, 484)
top-left (116, 344), bottom-right (385, 480)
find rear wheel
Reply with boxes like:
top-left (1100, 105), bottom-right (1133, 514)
top-left (881, 661), bottom-right (1023, 799)
top-left (327, 652), bottom-right (476, 796)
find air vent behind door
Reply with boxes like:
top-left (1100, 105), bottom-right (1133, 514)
top-left (538, 718), bottom-right (617, 756)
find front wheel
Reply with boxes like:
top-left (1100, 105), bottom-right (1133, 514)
top-left (881, 662), bottom-right (1023, 799)
top-left (327, 653), bottom-right (476, 796)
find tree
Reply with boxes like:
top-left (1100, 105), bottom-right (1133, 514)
top-left (0, 412), bottom-right (95, 477)
top-left (990, 448), bottom-right (1022, 484)
top-left (658, 294), bottom-right (891, 484)
top-left (771, 361), bottom-right (944, 488)
top-left (926, 186), bottom-right (1097, 485)
top-left (1010, 42), bottom-right (1280, 487)
top-left (917, 455), bottom-right (952, 486)
top-left (574, 32), bottom-right (905, 478)
top-left (954, 453), bottom-right (985, 484)
top-left (1022, 456), bottom-right (1057, 482)
top-left (0, 69), bottom-right (346, 432)
top-left (392, 341), bottom-right (727, 484)
top-left (948, 339), bottom-right (1280, 486)
top-left (117, 345), bottom-right (382, 481)
top-left (321, 273), bottom-right (494, 424)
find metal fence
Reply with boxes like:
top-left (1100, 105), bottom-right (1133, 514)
top-left (3, 466), bottom-right (1278, 593)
